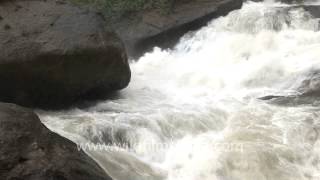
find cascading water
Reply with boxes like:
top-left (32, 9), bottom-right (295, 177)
top-left (39, 1), bottom-right (320, 180)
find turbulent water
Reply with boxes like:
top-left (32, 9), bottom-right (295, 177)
top-left (39, 1), bottom-right (320, 180)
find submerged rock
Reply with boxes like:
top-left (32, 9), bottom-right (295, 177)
top-left (297, 71), bottom-right (320, 96)
top-left (259, 71), bottom-right (320, 106)
top-left (0, 0), bottom-right (131, 109)
top-left (0, 102), bottom-right (112, 180)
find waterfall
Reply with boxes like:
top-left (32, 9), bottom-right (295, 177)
top-left (39, 1), bottom-right (320, 180)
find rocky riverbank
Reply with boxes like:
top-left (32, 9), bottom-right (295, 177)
top-left (0, 0), bottom-right (246, 179)
top-left (0, 103), bottom-right (113, 180)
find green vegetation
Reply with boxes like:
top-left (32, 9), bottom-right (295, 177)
top-left (71, 0), bottom-right (176, 20)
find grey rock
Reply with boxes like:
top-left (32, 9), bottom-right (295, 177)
top-left (0, 0), bottom-right (131, 109)
top-left (0, 102), bottom-right (113, 180)
top-left (112, 0), bottom-right (243, 57)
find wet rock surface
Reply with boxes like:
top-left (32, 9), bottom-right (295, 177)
top-left (113, 0), bottom-right (243, 57)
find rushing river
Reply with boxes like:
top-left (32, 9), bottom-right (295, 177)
top-left (39, 1), bottom-right (320, 180)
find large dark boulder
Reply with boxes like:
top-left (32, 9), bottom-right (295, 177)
top-left (112, 0), bottom-right (243, 57)
top-left (0, 0), bottom-right (131, 109)
top-left (0, 102), bottom-right (113, 180)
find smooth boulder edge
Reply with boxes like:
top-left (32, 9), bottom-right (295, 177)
top-left (113, 0), bottom-right (243, 57)
top-left (0, 0), bottom-right (131, 109)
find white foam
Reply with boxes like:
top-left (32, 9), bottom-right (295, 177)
top-left (39, 1), bottom-right (320, 180)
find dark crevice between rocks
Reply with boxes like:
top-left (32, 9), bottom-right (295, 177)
top-left (18, 157), bottom-right (28, 163)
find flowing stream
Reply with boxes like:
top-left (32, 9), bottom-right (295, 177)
top-left (39, 1), bottom-right (320, 180)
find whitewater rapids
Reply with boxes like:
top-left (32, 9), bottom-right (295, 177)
top-left (39, 1), bottom-right (320, 180)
